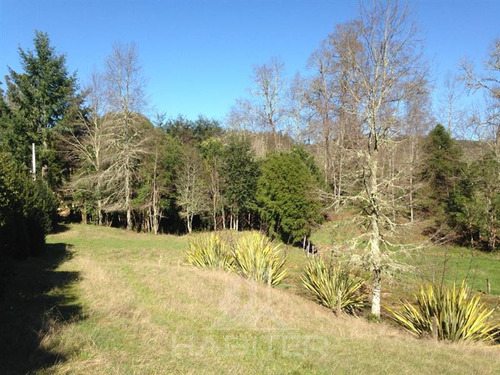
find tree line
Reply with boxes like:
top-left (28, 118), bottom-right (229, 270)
top-left (0, 1), bottom-right (498, 317)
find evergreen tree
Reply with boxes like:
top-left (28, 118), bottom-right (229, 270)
top-left (257, 151), bottom-right (322, 244)
top-left (5, 31), bottom-right (81, 187)
top-left (449, 153), bottom-right (500, 251)
top-left (421, 124), bottom-right (464, 218)
top-left (220, 136), bottom-right (260, 230)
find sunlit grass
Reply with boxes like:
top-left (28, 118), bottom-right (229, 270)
top-left (3, 224), bottom-right (498, 374)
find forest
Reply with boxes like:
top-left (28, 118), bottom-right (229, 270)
top-left (0, 1), bottom-right (499, 360)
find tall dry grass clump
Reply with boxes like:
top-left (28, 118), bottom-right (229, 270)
top-left (232, 232), bottom-right (288, 286)
top-left (301, 256), bottom-right (366, 315)
top-left (186, 233), bottom-right (233, 270)
top-left (186, 232), bottom-right (288, 286)
top-left (388, 281), bottom-right (500, 343)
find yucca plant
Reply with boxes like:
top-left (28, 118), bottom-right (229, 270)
top-left (186, 233), bottom-right (233, 271)
top-left (232, 232), bottom-right (288, 286)
top-left (388, 281), bottom-right (500, 343)
top-left (301, 257), bottom-right (366, 315)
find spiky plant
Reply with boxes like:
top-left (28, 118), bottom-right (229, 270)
top-left (186, 233), bottom-right (233, 271)
top-left (232, 232), bottom-right (288, 286)
top-left (301, 257), bottom-right (366, 315)
top-left (388, 281), bottom-right (500, 343)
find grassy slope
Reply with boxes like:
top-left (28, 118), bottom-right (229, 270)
top-left (311, 219), bottom-right (500, 299)
top-left (2, 224), bottom-right (499, 374)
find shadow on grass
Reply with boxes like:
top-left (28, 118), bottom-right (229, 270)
top-left (0, 242), bottom-right (84, 374)
top-left (52, 223), bottom-right (71, 234)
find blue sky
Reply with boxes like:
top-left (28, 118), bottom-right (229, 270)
top-left (0, 0), bottom-right (499, 123)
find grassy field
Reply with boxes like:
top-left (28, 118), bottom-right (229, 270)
top-left (311, 219), bottom-right (500, 300)
top-left (1, 224), bottom-right (499, 374)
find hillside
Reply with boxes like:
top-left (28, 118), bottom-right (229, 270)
top-left (1, 224), bottom-right (499, 374)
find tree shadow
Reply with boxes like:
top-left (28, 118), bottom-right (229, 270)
top-left (0, 242), bottom-right (84, 374)
top-left (51, 223), bottom-right (71, 234)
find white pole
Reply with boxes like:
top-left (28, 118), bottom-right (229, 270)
top-left (32, 143), bottom-right (36, 180)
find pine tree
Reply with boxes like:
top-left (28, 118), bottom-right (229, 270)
top-left (5, 31), bottom-right (81, 187)
top-left (421, 124), bottom-right (464, 218)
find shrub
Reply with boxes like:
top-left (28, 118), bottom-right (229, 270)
top-left (301, 257), bottom-right (366, 315)
top-left (0, 152), bottom-right (58, 259)
top-left (232, 232), bottom-right (288, 286)
top-left (186, 233), bottom-right (233, 271)
top-left (388, 281), bottom-right (500, 343)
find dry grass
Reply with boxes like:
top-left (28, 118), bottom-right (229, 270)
top-left (15, 224), bottom-right (498, 374)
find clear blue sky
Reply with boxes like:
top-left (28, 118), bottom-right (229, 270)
top-left (0, 0), bottom-right (499, 123)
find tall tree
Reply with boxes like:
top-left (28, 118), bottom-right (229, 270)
top-left (175, 147), bottom-right (209, 234)
top-left (5, 31), bottom-right (81, 187)
top-left (135, 130), bottom-right (180, 234)
top-left (402, 82), bottom-right (433, 223)
top-left (257, 150), bottom-right (322, 244)
top-left (342, 0), bottom-right (427, 317)
top-left (200, 137), bottom-right (225, 230)
top-left (421, 124), bottom-right (463, 218)
top-left (220, 136), bottom-right (260, 230)
top-left (303, 22), bottom-right (363, 207)
top-left (462, 38), bottom-right (500, 159)
top-left (62, 71), bottom-right (110, 225)
top-left (460, 38), bottom-right (500, 251)
top-left (230, 58), bottom-right (288, 153)
top-left (103, 42), bottom-right (149, 230)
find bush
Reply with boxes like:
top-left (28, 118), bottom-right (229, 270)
top-left (232, 232), bottom-right (288, 286)
top-left (388, 281), bottom-right (500, 343)
top-left (186, 233), bottom-right (233, 271)
top-left (0, 152), bottom-right (58, 259)
top-left (301, 257), bottom-right (366, 315)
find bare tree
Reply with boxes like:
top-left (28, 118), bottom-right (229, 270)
top-left (440, 73), bottom-right (463, 136)
top-left (302, 22), bottom-right (363, 207)
top-left (103, 42), bottom-right (149, 230)
top-left (403, 83), bottom-right (433, 223)
top-left (231, 57), bottom-right (288, 153)
top-left (136, 128), bottom-right (174, 234)
top-left (461, 38), bottom-right (500, 251)
top-left (63, 71), bottom-right (111, 225)
top-left (462, 38), bottom-right (500, 158)
top-left (343, 0), bottom-right (427, 317)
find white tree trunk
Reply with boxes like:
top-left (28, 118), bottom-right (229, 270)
top-left (368, 151), bottom-right (382, 318)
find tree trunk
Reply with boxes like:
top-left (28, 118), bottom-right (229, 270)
top-left (368, 152), bottom-right (382, 318)
top-left (81, 207), bottom-right (87, 225)
top-left (187, 214), bottom-right (193, 234)
top-left (152, 196), bottom-right (160, 235)
top-left (97, 199), bottom-right (103, 226)
top-left (125, 165), bottom-right (132, 231)
top-left (222, 207), bottom-right (226, 230)
top-left (152, 152), bottom-right (160, 235)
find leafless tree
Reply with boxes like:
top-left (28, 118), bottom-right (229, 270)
top-left (103, 42), bottom-right (149, 230)
top-left (302, 22), bottom-right (363, 207)
top-left (462, 38), bottom-right (500, 158)
top-left (440, 73), bottom-right (463, 136)
top-left (63, 71), bottom-right (112, 225)
top-left (402, 83), bottom-right (433, 223)
top-left (343, 0), bottom-right (427, 317)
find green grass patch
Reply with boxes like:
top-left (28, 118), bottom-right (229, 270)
top-left (1, 224), bottom-right (499, 374)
